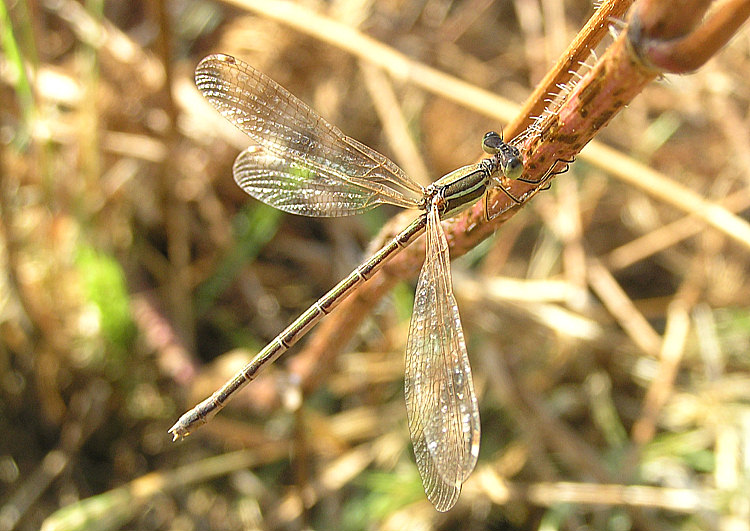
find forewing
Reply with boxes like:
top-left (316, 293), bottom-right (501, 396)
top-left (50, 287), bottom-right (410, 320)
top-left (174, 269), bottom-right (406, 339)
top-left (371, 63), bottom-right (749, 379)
top-left (196, 54), bottom-right (424, 212)
top-left (234, 147), bottom-right (388, 217)
top-left (404, 206), bottom-right (481, 511)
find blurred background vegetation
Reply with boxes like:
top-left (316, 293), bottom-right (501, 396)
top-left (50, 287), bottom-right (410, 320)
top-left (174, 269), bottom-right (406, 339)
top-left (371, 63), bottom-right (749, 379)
top-left (1, 0), bottom-right (749, 529)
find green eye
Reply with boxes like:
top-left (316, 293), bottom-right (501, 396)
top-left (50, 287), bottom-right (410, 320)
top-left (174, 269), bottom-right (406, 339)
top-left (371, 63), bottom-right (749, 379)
top-left (504, 156), bottom-right (524, 180)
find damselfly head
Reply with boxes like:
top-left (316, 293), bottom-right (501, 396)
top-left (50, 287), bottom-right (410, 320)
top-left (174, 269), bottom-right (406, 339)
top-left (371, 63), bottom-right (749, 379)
top-left (482, 131), bottom-right (524, 181)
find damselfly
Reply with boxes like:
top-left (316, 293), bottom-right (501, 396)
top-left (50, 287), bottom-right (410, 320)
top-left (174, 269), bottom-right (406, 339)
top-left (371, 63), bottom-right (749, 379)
top-left (171, 53), bottom-right (529, 511)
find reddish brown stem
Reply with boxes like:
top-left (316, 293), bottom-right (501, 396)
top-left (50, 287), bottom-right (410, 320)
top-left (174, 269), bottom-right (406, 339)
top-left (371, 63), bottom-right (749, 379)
top-left (506, 0), bottom-right (635, 140)
top-left (629, 0), bottom-right (750, 72)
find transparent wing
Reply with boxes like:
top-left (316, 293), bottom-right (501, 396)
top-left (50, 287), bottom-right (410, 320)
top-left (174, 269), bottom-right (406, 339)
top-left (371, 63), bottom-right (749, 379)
top-left (235, 146), bottom-right (390, 217)
top-left (404, 206), bottom-right (481, 512)
top-left (196, 54), bottom-right (425, 213)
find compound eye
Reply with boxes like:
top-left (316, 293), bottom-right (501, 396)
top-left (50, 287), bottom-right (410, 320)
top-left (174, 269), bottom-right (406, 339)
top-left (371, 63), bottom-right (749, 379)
top-left (482, 131), bottom-right (503, 154)
top-left (503, 156), bottom-right (524, 180)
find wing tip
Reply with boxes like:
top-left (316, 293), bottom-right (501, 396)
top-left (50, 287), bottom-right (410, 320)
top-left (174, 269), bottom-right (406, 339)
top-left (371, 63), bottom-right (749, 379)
top-left (427, 480), bottom-right (462, 512)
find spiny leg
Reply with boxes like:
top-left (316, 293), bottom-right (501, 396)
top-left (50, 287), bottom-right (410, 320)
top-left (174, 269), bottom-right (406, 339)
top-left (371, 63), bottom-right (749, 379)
top-left (486, 156), bottom-right (577, 217)
top-left (517, 157), bottom-right (576, 186)
top-left (493, 178), bottom-right (525, 205)
top-left (482, 176), bottom-right (525, 220)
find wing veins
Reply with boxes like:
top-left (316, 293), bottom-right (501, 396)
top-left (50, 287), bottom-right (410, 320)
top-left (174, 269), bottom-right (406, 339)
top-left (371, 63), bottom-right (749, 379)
top-left (196, 55), bottom-right (424, 208)
top-left (405, 206), bottom-right (480, 511)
